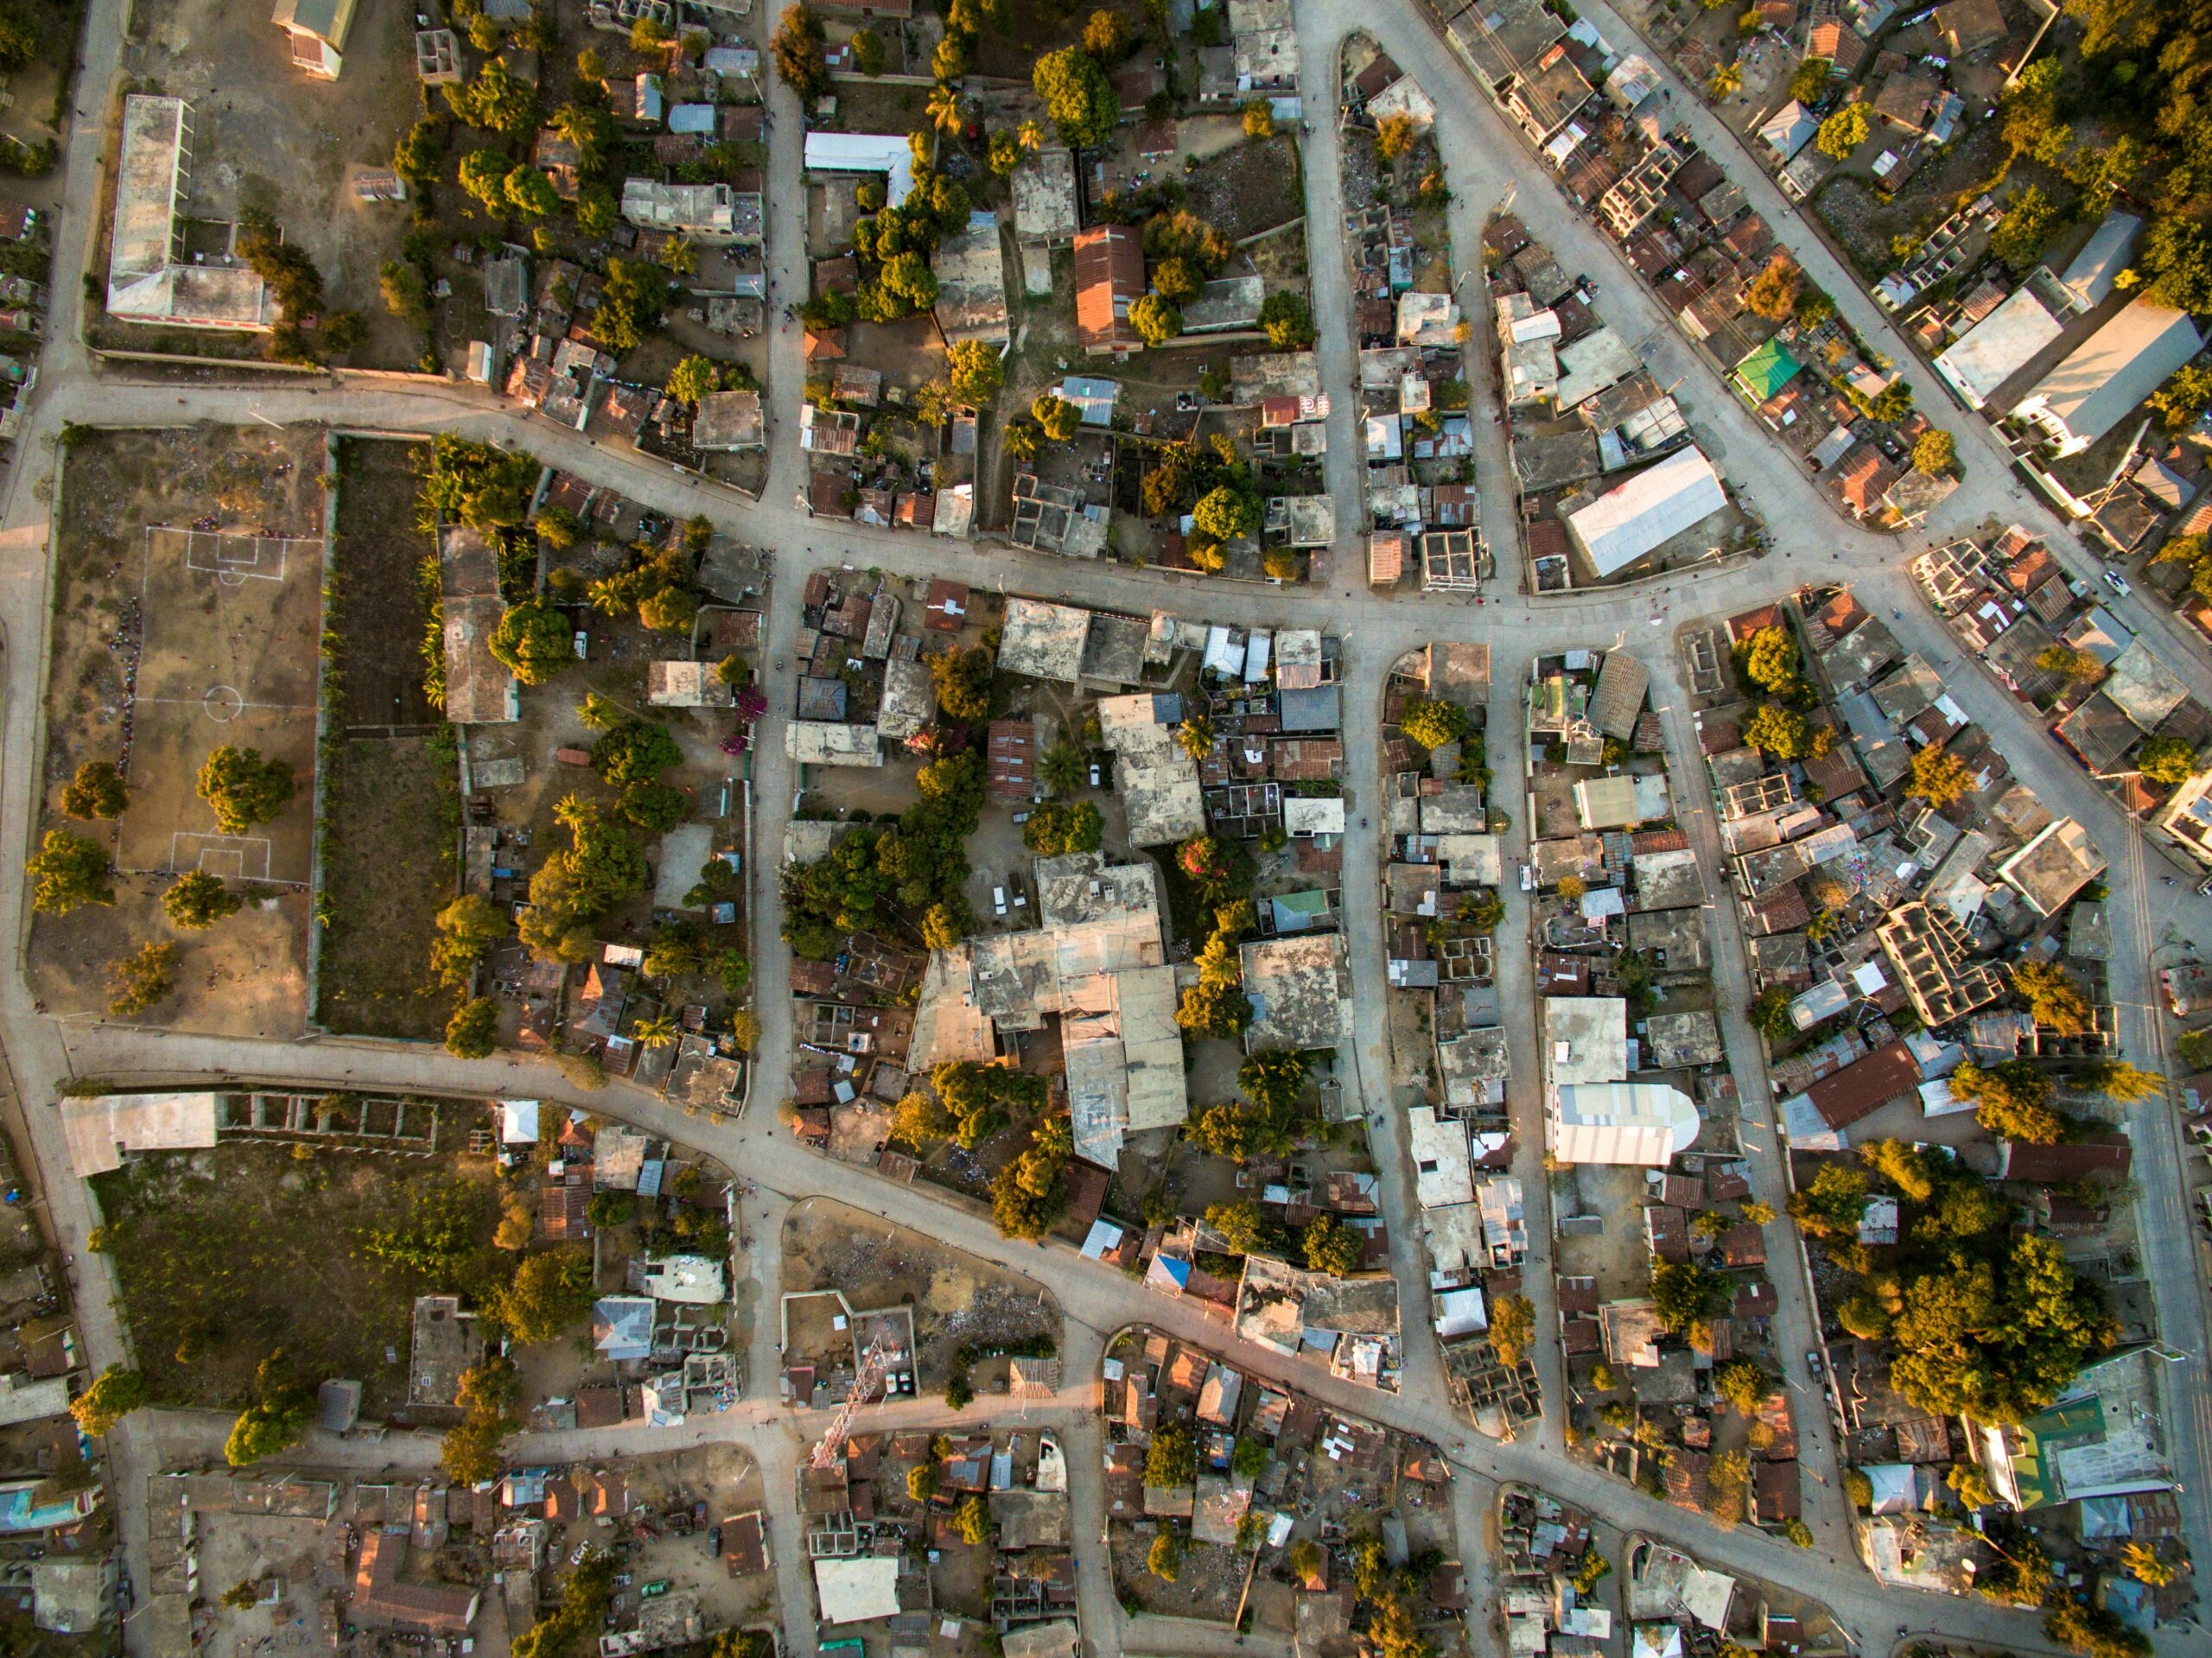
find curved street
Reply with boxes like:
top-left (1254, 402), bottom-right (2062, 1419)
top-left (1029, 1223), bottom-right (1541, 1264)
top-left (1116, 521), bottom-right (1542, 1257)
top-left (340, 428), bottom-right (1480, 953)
top-left (0, 0), bottom-right (2204, 1651)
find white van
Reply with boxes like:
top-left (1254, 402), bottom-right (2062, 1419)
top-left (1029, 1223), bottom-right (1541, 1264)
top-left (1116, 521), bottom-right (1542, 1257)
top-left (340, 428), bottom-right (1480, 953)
top-left (993, 886), bottom-right (1007, 917)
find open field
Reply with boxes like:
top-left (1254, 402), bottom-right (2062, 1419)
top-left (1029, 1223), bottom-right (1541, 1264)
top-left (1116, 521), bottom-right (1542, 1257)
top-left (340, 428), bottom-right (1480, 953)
top-left (317, 438), bottom-right (457, 1038)
top-left (30, 425), bottom-right (321, 1034)
top-left (318, 734), bottom-right (458, 1038)
top-left (91, 1136), bottom-right (504, 1414)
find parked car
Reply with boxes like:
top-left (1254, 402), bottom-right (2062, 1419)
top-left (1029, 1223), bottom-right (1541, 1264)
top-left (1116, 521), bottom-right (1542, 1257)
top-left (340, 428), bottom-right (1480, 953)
top-left (993, 886), bottom-right (1007, 918)
top-left (2104, 569), bottom-right (2133, 599)
top-left (1805, 1350), bottom-right (1825, 1381)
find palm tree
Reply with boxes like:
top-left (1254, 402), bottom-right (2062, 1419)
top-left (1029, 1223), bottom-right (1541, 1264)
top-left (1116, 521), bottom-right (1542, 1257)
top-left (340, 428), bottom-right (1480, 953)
top-left (663, 236), bottom-right (699, 277)
top-left (927, 85), bottom-right (968, 136)
top-left (553, 102), bottom-right (606, 169)
top-left (632, 1012), bottom-right (680, 1050)
top-left (1017, 119), bottom-right (1044, 152)
top-left (1709, 60), bottom-right (1743, 97)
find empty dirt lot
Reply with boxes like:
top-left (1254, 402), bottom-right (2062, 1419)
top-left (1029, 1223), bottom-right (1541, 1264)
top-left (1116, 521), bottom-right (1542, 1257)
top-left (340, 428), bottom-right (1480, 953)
top-left (781, 1198), bottom-right (1063, 1388)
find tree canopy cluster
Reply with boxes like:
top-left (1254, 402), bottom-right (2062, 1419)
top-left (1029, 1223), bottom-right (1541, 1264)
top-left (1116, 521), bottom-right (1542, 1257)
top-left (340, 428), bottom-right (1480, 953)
top-left (991, 1115), bottom-right (1073, 1239)
top-left (1796, 1127), bottom-right (2117, 1424)
top-left (780, 755), bottom-right (985, 958)
top-left (518, 795), bottom-right (647, 962)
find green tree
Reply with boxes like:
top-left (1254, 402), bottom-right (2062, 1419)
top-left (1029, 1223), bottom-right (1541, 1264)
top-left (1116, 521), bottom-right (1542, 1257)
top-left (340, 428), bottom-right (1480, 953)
top-left (504, 164), bottom-right (559, 219)
top-left (1082, 6), bottom-right (1128, 55)
top-left (1399, 696), bottom-right (1471, 750)
top-left (1259, 289), bottom-right (1315, 349)
top-left (1649, 1258), bottom-right (1728, 1332)
top-left (665, 353), bottom-right (720, 404)
top-left (1021, 801), bottom-right (1103, 854)
top-left (1742, 702), bottom-right (1812, 759)
top-left (1192, 483), bottom-right (1260, 542)
top-left (1990, 183), bottom-right (2059, 270)
top-left (1145, 1420), bottom-right (1197, 1487)
top-left (2013, 961), bottom-right (2092, 1034)
top-left (1243, 98), bottom-right (1276, 138)
top-left (225, 1355), bottom-right (315, 1466)
top-left (29, 829), bottom-right (111, 915)
top-left (1374, 111), bottom-right (1417, 161)
top-left (772, 3), bottom-right (829, 98)
top-left (1128, 291), bottom-right (1181, 346)
top-left (989, 1115), bottom-right (1072, 1238)
top-left (446, 996), bottom-right (500, 1058)
top-left (431, 893), bottom-right (509, 987)
top-left (1713, 1359), bottom-right (1767, 1414)
top-left (60, 759), bottom-right (129, 820)
top-left (220, 1581), bottom-right (257, 1611)
top-left (489, 599), bottom-right (575, 685)
top-left (1147, 1530), bottom-right (1184, 1580)
top-left (2077, 1059), bottom-right (2165, 1103)
top-left (107, 942), bottom-right (176, 1017)
top-left (953, 1494), bottom-right (991, 1545)
top-left (70, 1365), bottom-right (148, 1436)
top-left (1745, 254), bottom-right (1802, 321)
top-left (1176, 978), bottom-right (1252, 1039)
top-left (2035, 644), bottom-right (2105, 683)
top-left (1890, 1234), bottom-right (2115, 1422)
top-left (1789, 1159), bottom-right (1869, 1241)
top-left (163, 869), bottom-right (241, 930)
top-left (2150, 362), bottom-right (2212, 430)
top-left (594, 258), bottom-right (671, 353)
top-left (1950, 1058), bottom-right (2069, 1143)
top-left (907, 1463), bottom-right (941, 1502)
top-left (1788, 55), bottom-right (1830, 102)
top-left (1033, 393), bottom-right (1083, 441)
top-left (1302, 1215), bottom-right (1363, 1275)
top-left (1750, 985), bottom-right (1794, 1040)
top-left (1905, 743), bottom-right (1973, 805)
top-left (494, 1246), bottom-right (594, 1343)
top-left (197, 746), bottom-right (296, 834)
top-left (1816, 103), bottom-right (1867, 157)
top-left (929, 644), bottom-right (995, 720)
top-left (1913, 429), bottom-right (1957, 476)
top-left (1033, 46), bottom-right (1116, 147)
top-left (1741, 624), bottom-right (1801, 693)
top-left (947, 339), bottom-right (1004, 404)
top-left (2121, 1541), bottom-right (2176, 1586)
top-left (2138, 733), bottom-right (2198, 785)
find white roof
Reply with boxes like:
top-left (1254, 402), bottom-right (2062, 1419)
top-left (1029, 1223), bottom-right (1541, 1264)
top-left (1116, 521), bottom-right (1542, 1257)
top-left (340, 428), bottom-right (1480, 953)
top-left (500, 1100), bottom-right (541, 1144)
top-left (61, 1091), bottom-right (221, 1177)
top-left (1283, 797), bottom-right (1346, 835)
top-left (814, 1557), bottom-right (901, 1624)
top-left (2014, 296), bottom-right (2202, 448)
top-left (641, 1254), bottom-right (727, 1304)
top-left (1407, 1106), bottom-right (1474, 1209)
top-left (1758, 99), bottom-right (1817, 161)
top-left (803, 131), bottom-right (916, 205)
top-left (785, 721), bottom-right (884, 766)
top-left (1935, 286), bottom-right (2062, 410)
top-left (1554, 327), bottom-right (1639, 410)
top-left (1549, 1081), bottom-right (1700, 1165)
top-left (1544, 996), bottom-right (1628, 1084)
top-left (2060, 212), bottom-right (2141, 311)
top-left (1566, 447), bottom-right (1727, 576)
top-left (0, 1374), bottom-right (68, 1428)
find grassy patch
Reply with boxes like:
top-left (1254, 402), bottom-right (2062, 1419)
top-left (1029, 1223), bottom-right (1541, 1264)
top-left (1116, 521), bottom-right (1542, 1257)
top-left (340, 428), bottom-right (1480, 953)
top-left (316, 734), bottom-right (460, 1037)
top-left (92, 1142), bottom-right (504, 1413)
